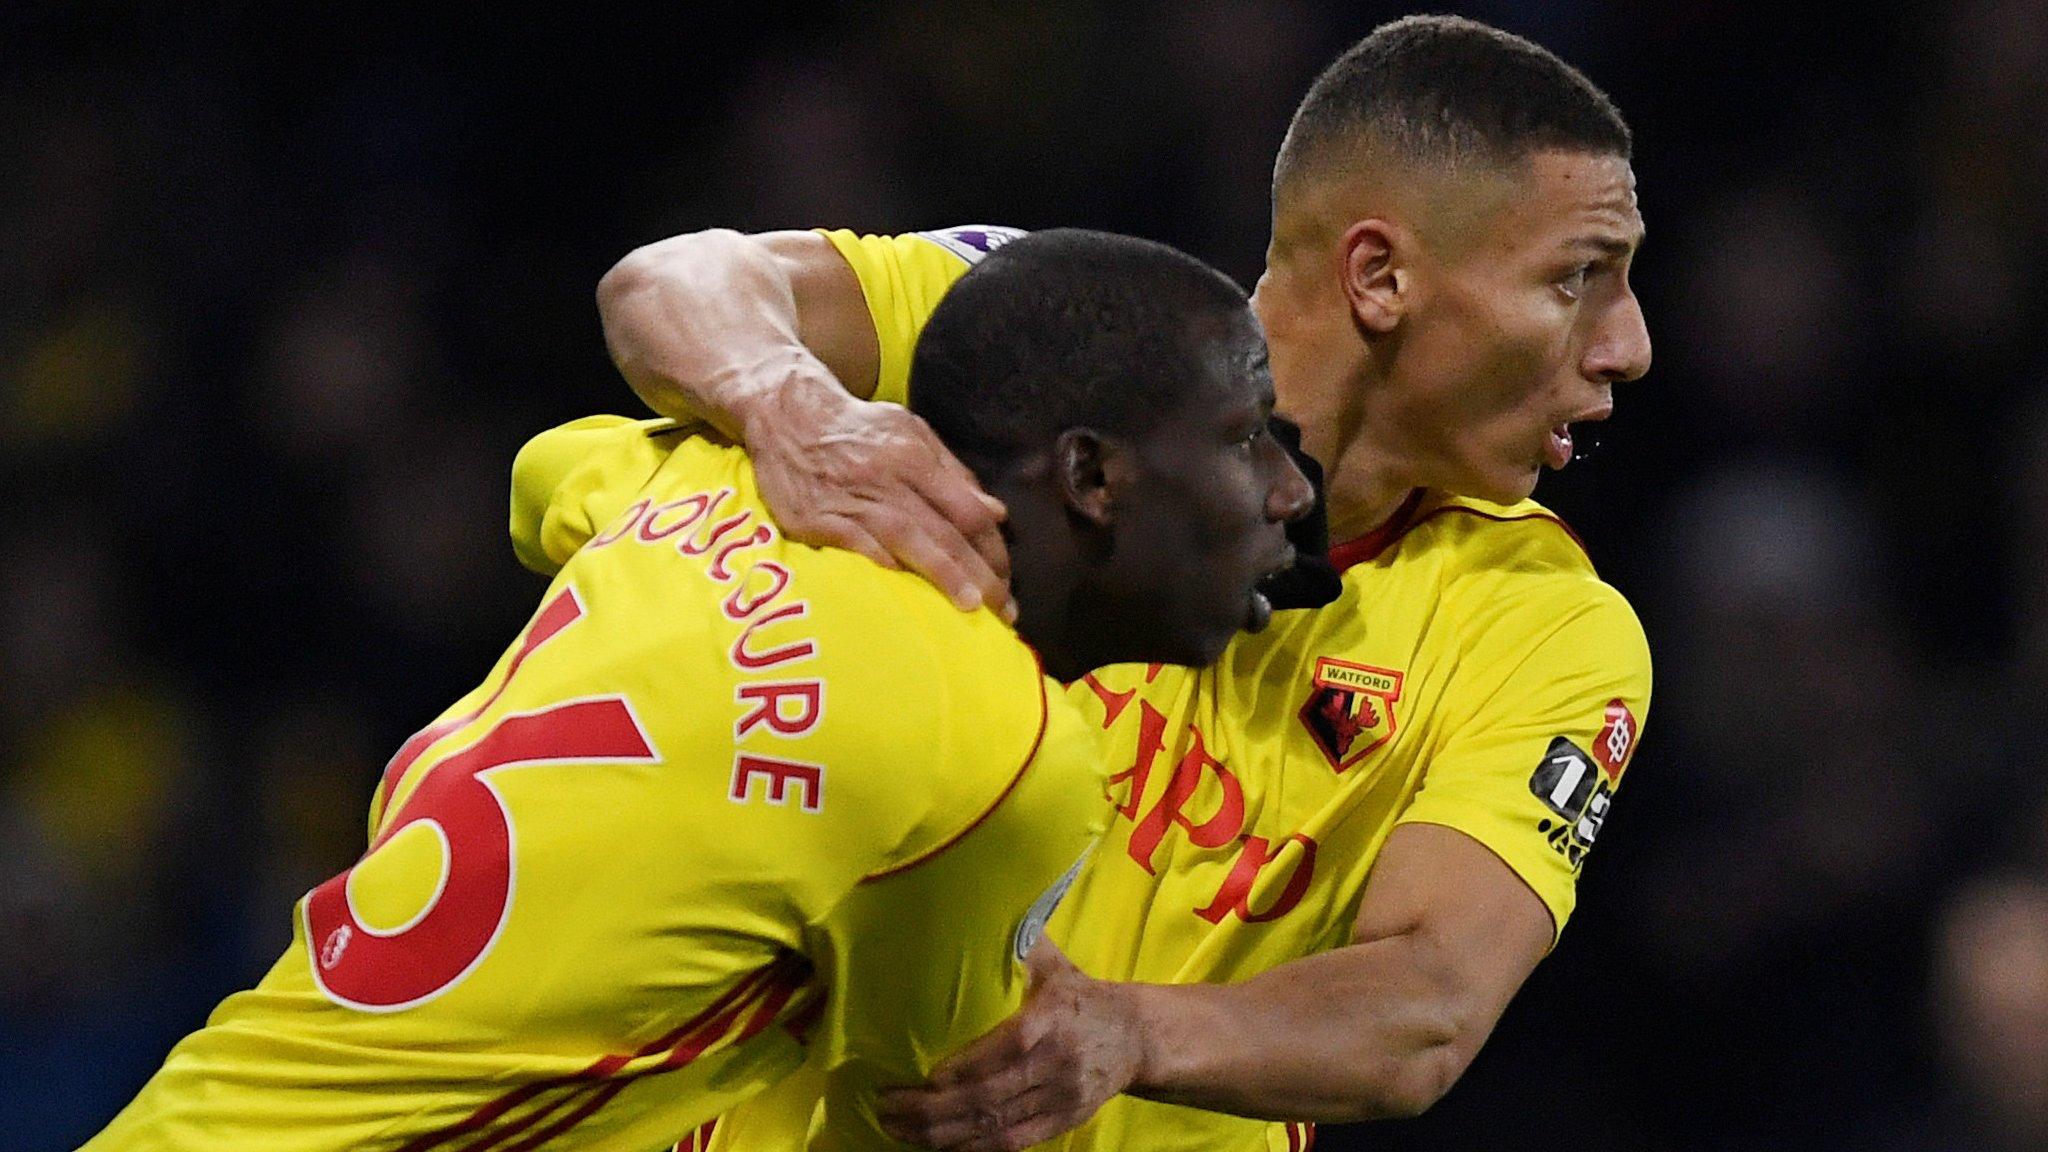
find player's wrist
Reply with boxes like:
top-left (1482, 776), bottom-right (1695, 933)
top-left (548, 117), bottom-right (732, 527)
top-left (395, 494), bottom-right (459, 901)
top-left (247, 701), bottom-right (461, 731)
top-left (1114, 981), bottom-right (1183, 1099)
top-left (728, 348), bottom-right (851, 448)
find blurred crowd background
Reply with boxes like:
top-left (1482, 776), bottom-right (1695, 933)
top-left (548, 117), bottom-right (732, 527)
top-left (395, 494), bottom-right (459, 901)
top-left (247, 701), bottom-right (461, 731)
top-left (6, 2), bottom-right (2047, 1149)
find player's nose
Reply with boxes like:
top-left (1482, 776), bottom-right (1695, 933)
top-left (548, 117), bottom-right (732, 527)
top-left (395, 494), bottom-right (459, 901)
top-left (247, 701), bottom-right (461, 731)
top-left (1267, 452), bottom-right (1314, 524)
top-left (1584, 287), bottom-right (1651, 384)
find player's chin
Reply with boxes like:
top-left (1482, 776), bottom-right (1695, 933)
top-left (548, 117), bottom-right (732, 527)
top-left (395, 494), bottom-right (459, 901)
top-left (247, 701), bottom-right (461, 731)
top-left (1164, 614), bottom-right (1244, 669)
top-left (1469, 459), bottom-right (1543, 504)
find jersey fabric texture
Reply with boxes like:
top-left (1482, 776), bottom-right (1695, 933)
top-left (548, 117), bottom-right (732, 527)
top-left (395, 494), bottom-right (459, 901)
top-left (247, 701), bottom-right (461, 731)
top-left (1052, 490), bottom-right (1649, 1151)
top-left (511, 228), bottom-right (1652, 1152)
top-left (87, 423), bottom-right (1107, 1152)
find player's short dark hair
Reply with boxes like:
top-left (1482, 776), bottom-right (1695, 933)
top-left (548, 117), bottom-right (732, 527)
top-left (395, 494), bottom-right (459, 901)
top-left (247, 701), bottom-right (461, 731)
top-left (908, 229), bottom-right (1252, 479)
top-left (1275, 14), bottom-right (1630, 193)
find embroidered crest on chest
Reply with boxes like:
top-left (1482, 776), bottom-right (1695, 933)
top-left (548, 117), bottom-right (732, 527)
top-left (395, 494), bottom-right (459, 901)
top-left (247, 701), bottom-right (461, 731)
top-left (1297, 657), bottom-right (1405, 772)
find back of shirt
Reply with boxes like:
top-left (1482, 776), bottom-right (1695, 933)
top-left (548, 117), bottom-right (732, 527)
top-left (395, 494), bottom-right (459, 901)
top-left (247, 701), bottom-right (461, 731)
top-left (87, 426), bottom-right (1106, 1152)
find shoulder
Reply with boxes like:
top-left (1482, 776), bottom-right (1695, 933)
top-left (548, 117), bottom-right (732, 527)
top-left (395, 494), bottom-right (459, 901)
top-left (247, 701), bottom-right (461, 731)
top-left (812, 574), bottom-right (1068, 876)
top-left (812, 226), bottom-right (1029, 406)
top-left (1396, 495), bottom-right (1649, 683)
top-left (908, 225), bottom-right (1030, 265)
top-left (1394, 494), bottom-right (1598, 577)
top-left (815, 225), bottom-right (1029, 280)
top-left (802, 559), bottom-right (1052, 772)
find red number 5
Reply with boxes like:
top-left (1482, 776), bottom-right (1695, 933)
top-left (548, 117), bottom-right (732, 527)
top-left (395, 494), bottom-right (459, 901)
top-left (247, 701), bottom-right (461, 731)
top-left (303, 588), bottom-right (658, 1010)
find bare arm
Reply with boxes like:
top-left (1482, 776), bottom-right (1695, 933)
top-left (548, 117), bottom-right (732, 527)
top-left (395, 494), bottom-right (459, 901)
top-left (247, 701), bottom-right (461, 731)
top-left (597, 229), bottom-right (1012, 616)
top-left (599, 228), bottom-right (883, 422)
top-left (1124, 823), bottom-right (1552, 1118)
top-left (877, 823), bottom-right (1554, 1148)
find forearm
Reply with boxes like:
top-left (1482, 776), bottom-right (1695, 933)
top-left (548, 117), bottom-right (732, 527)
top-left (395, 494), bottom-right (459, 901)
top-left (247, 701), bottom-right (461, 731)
top-left (596, 229), bottom-right (843, 436)
top-left (1123, 934), bottom-right (1483, 1122)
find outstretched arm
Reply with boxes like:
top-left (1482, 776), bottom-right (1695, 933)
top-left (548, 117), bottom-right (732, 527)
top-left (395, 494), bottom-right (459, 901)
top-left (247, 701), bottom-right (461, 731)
top-left (875, 579), bottom-right (1651, 1148)
top-left (875, 823), bottom-right (1552, 1149)
top-left (597, 229), bottom-right (1011, 616)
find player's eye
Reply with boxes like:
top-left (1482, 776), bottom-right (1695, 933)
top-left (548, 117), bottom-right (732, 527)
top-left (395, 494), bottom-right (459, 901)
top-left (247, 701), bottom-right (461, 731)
top-left (1238, 426), bottom-right (1266, 451)
top-left (1556, 264), bottom-right (1592, 301)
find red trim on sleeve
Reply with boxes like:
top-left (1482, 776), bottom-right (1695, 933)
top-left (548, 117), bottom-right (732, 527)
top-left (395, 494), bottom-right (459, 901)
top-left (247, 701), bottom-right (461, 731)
top-left (860, 653), bottom-right (1054, 884)
top-left (397, 953), bottom-right (811, 1151)
top-left (1329, 493), bottom-right (1592, 574)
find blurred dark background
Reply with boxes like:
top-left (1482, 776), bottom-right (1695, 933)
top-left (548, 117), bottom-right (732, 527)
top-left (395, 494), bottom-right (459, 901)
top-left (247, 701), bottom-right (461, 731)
top-left (5, 2), bottom-right (2047, 1149)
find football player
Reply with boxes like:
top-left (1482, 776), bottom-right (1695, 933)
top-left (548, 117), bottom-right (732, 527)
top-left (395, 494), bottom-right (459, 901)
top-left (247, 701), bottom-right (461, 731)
top-left (580, 15), bottom-right (1653, 1151)
top-left (83, 231), bottom-right (1309, 1152)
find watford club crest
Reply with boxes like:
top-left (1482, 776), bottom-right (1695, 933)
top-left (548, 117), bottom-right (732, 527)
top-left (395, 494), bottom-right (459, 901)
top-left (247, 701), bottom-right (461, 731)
top-left (1299, 657), bottom-right (1404, 772)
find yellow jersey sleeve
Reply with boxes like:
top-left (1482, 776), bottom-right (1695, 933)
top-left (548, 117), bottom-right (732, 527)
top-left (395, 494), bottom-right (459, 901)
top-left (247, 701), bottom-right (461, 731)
top-left (807, 691), bottom-right (1105, 1151)
top-left (94, 435), bottom-right (1103, 1152)
top-left (816, 227), bottom-right (1025, 406)
top-left (508, 415), bottom-right (690, 575)
top-left (1395, 574), bottom-right (1651, 939)
top-left (508, 223), bottom-right (1026, 574)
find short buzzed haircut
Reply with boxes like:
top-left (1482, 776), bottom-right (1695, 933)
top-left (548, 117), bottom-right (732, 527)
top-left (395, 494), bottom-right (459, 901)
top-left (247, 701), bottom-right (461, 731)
top-left (1274, 14), bottom-right (1630, 195)
top-left (909, 229), bottom-right (1253, 480)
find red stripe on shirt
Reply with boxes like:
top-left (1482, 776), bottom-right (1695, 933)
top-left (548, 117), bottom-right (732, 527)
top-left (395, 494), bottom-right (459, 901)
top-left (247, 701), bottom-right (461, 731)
top-left (1330, 493), bottom-right (1591, 574)
top-left (450, 1085), bottom-right (605, 1152)
top-left (398, 953), bottom-right (809, 1152)
top-left (498, 1082), bottom-right (631, 1152)
top-left (860, 652), bottom-right (1052, 883)
top-left (1327, 489), bottom-right (1426, 572)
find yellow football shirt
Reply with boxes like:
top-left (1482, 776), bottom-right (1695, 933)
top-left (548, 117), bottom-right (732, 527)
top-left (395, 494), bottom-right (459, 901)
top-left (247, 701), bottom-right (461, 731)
top-left (1053, 491), bottom-right (1649, 1151)
top-left (86, 424), bottom-right (1107, 1152)
top-left (522, 229), bottom-right (1652, 1152)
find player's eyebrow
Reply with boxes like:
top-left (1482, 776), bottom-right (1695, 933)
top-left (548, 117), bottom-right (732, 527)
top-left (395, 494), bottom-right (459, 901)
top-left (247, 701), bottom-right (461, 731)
top-left (1566, 232), bottom-right (1640, 260)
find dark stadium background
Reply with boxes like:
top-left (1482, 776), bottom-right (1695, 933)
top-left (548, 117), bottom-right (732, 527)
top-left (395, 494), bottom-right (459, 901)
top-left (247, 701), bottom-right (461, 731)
top-left (7, 2), bottom-right (2046, 1149)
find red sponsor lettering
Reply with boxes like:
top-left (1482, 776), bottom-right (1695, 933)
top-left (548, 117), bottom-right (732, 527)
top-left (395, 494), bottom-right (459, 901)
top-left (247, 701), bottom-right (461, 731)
top-left (734, 680), bottom-right (824, 739)
top-left (1080, 673), bottom-right (1136, 727)
top-left (1127, 728), bottom-right (1245, 874)
top-left (730, 753), bottom-right (824, 812)
top-left (1107, 699), bottom-right (1170, 821)
top-left (1193, 832), bottom-right (1317, 924)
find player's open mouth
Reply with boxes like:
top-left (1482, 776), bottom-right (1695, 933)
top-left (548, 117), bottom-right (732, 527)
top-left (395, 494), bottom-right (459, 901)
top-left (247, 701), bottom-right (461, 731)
top-left (1544, 424), bottom-right (1574, 470)
top-left (1246, 544), bottom-right (1299, 633)
top-left (1545, 403), bottom-right (1614, 471)
top-left (1247, 588), bottom-right (1273, 633)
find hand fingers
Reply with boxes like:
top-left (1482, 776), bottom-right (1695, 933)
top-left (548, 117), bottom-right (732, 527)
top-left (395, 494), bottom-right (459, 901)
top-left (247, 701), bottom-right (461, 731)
top-left (907, 427), bottom-right (1014, 621)
top-left (923, 1012), bottom-right (1035, 1087)
top-left (792, 512), bottom-right (898, 572)
top-left (949, 1081), bottom-right (1096, 1152)
top-left (880, 1077), bottom-right (1090, 1152)
top-left (925, 497), bottom-right (1012, 620)
top-left (858, 496), bottom-right (1007, 616)
top-left (913, 447), bottom-right (1011, 575)
top-left (1023, 936), bottom-right (1076, 985)
top-left (749, 404), bottom-right (1013, 618)
top-left (879, 1023), bottom-right (1048, 1130)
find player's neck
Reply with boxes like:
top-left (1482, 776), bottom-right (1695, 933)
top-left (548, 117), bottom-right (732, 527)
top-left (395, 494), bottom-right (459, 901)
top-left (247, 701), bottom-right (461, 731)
top-left (1323, 454), bottom-right (1426, 545)
top-left (991, 482), bottom-right (1095, 684)
top-left (1012, 593), bottom-right (1097, 685)
top-left (1281, 340), bottom-right (1429, 543)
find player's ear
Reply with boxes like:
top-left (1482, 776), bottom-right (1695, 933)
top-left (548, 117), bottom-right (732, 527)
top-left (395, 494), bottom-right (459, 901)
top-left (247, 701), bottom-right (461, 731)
top-left (1340, 219), bottom-right (1407, 334)
top-left (1052, 427), bottom-right (1117, 529)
